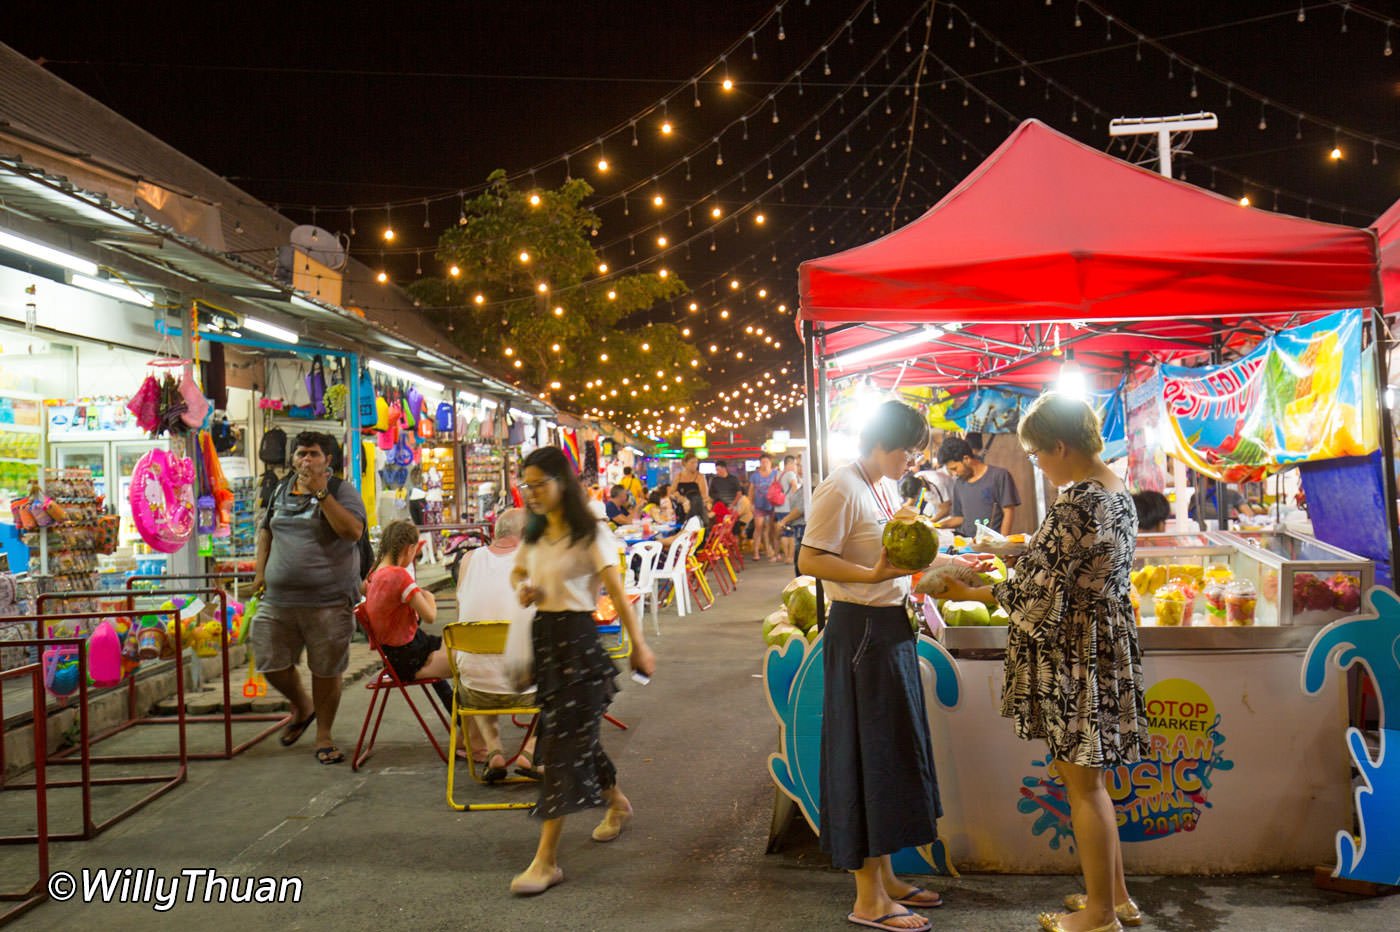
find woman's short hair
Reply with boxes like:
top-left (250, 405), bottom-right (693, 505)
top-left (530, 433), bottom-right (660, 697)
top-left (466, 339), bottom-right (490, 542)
top-left (858, 400), bottom-right (929, 456)
top-left (1018, 392), bottom-right (1104, 457)
top-left (1131, 491), bottom-right (1171, 533)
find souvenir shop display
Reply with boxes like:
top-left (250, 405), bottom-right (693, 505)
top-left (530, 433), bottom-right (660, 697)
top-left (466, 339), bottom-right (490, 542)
top-left (212, 477), bottom-right (258, 575)
top-left (128, 448), bottom-right (196, 554)
top-left (17, 468), bottom-right (104, 605)
top-left (0, 390), bottom-right (43, 516)
top-left (462, 446), bottom-right (506, 522)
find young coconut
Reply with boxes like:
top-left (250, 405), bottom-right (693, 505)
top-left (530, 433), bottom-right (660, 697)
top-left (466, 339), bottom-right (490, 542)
top-left (882, 506), bottom-right (939, 571)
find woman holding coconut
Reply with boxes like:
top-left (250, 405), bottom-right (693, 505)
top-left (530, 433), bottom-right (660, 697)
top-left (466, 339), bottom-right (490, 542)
top-left (798, 400), bottom-right (984, 932)
top-left (931, 393), bottom-right (1147, 932)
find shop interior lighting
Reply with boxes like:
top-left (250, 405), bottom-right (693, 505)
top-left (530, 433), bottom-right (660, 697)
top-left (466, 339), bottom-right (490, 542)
top-left (368, 358), bottom-right (444, 392)
top-left (831, 327), bottom-right (944, 368)
top-left (69, 272), bottom-right (155, 308)
top-left (0, 230), bottom-right (99, 276)
top-left (241, 315), bottom-right (299, 344)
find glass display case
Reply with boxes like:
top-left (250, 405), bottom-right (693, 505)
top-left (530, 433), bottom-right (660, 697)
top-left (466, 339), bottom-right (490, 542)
top-left (1131, 530), bottom-right (1372, 629)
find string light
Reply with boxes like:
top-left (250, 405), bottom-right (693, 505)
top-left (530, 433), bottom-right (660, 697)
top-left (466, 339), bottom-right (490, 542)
top-left (448, 265), bottom-right (461, 278)
top-left (518, 250), bottom-right (531, 263)
top-left (607, 290), bottom-right (618, 300)
top-left (710, 205), bottom-right (723, 219)
top-left (658, 268), bottom-right (670, 278)
top-left (376, 271), bottom-right (389, 284)
top-left (1239, 195), bottom-right (1251, 207)
top-left (755, 213), bottom-right (767, 224)
top-left (652, 194), bottom-right (665, 207)
top-left (657, 235), bottom-right (669, 247)
top-left (536, 282), bottom-right (549, 293)
top-left (383, 228), bottom-right (396, 242)
top-left (552, 306), bottom-right (564, 316)
top-left (661, 119), bottom-right (674, 135)
top-left (529, 193), bottom-right (542, 206)
top-left (473, 293), bottom-right (485, 305)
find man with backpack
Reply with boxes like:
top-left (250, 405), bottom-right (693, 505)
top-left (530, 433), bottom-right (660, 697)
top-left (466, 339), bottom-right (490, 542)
top-left (251, 431), bottom-right (368, 766)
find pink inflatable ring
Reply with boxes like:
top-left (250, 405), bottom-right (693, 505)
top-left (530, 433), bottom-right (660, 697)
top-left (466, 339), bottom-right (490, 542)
top-left (129, 448), bottom-right (196, 552)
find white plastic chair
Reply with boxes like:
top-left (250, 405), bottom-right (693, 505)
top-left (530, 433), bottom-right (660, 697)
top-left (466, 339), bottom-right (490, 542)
top-left (654, 529), bottom-right (696, 620)
top-left (625, 540), bottom-right (665, 636)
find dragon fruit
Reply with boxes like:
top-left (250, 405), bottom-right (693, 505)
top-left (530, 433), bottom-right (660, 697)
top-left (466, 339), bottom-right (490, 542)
top-left (1326, 573), bottom-right (1362, 613)
top-left (1292, 573), bottom-right (1335, 613)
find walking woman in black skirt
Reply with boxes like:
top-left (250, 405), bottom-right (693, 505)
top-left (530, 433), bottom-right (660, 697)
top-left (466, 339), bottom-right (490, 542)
top-left (508, 446), bottom-right (655, 896)
top-left (798, 400), bottom-right (973, 932)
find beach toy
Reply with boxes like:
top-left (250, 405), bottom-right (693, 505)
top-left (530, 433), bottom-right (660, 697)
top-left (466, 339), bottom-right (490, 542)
top-left (129, 448), bottom-right (196, 553)
top-left (43, 646), bottom-right (80, 697)
top-left (87, 620), bottom-right (123, 687)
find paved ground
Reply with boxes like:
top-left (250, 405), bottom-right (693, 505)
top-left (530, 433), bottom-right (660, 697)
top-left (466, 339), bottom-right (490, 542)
top-left (3, 561), bottom-right (1398, 931)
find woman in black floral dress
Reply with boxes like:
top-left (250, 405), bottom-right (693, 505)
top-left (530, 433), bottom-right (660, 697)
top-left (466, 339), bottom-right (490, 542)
top-left (935, 394), bottom-right (1147, 932)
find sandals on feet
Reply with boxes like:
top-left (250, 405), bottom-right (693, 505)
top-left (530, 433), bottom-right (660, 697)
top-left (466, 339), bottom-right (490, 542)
top-left (512, 752), bottom-right (542, 780)
top-left (894, 887), bottom-right (943, 909)
top-left (280, 712), bottom-right (315, 747)
top-left (509, 867), bottom-right (564, 896)
top-left (847, 910), bottom-right (930, 932)
top-left (314, 745), bottom-right (345, 765)
top-left (483, 751), bottom-right (509, 784)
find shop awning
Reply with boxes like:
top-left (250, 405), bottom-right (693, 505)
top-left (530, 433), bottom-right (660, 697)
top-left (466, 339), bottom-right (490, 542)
top-left (799, 120), bottom-right (1381, 328)
top-left (1376, 198), bottom-right (1400, 316)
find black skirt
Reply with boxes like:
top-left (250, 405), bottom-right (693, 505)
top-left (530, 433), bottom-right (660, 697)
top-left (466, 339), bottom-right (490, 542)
top-left (819, 601), bottom-right (941, 870)
top-left (531, 610), bottom-right (620, 819)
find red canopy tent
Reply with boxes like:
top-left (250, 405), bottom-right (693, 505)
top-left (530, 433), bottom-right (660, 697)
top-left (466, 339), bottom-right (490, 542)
top-left (1375, 198), bottom-right (1400, 316)
top-left (797, 120), bottom-right (1381, 392)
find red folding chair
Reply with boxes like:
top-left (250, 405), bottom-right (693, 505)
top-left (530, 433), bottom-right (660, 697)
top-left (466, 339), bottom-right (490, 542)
top-left (351, 604), bottom-right (452, 771)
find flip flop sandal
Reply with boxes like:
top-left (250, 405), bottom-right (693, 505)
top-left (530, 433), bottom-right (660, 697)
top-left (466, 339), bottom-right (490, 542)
top-left (847, 910), bottom-right (930, 932)
top-left (280, 712), bottom-right (316, 747)
top-left (314, 745), bottom-right (345, 765)
top-left (483, 752), bottom-right (509, 784)
top-left (895, 887), bottom-right (944, 909)
top-left (512, 752), bottom-right (542, 780)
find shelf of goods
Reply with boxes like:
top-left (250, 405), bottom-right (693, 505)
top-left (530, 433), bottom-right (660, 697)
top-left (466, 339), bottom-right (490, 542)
top-left (0, 391), bottom-right (43, 510)
top-left (211, 476), bottom-right (257, 576)
top-left (19, 468), bottom-right (103, 613)
top-left (462, 445), bottom-right (505, 522)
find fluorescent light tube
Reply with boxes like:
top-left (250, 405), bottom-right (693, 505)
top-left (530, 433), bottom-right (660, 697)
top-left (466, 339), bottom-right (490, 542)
top-left (242, 315), bottom-right (300, 344)
top-left (0, 230), bottom-right (99, 276)
top-left (70, 273), bottom-right (155, 307)
top-left (368, 359), bottom-right (444, 392)
top-left (831, 326), bottom-right (944, 367)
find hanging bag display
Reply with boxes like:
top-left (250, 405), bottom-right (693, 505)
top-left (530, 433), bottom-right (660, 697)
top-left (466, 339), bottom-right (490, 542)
top-left (436, 401), bottom-right (455, 436)
top-left (177, 363), bottom-right (211, 428)
top-left (304, 355), bottom-right (328, 417)
top-left (259, 424), bottom-right (288, 465)
top-left (358, 367), bottom-right (378, 424)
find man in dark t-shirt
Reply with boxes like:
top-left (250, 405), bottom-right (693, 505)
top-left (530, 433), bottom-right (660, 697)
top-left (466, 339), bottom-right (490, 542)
top-left (707, 460), bottom-right (741, 507)
top-left (935, 436), bottom-right (1020, 536)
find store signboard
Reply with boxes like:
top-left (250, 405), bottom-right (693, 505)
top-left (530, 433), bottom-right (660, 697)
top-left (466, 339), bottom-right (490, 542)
top-left (681, 429), bottom-right (707, 449)
top-left (694, 447), bottom-right (709, 459)
top-left (1157, 308), bottom-right (1376, 482)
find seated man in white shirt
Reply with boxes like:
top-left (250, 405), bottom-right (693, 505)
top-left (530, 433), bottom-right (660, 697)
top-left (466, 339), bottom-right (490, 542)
top-left (454, 507), bottom-right (539, 782)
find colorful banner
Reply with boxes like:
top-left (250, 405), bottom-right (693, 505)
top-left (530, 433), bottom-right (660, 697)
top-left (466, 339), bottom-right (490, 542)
top-left (1018, 677), bottom-right (1235, 849)
top-left (1125, 368), bottom-right (1167, 492)
top-left (1157, 309), bottom-right (1377, 482)
top-left (944, 387), bottom-right (1037, 434)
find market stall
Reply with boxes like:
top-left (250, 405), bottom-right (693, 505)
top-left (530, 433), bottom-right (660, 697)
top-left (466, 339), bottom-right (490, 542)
top-left (777, 119), bottom-right (1388, 873)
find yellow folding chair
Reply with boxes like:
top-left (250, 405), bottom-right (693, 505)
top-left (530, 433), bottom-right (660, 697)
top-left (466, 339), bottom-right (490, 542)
top-left (443, 621), bottom-right (540, 812)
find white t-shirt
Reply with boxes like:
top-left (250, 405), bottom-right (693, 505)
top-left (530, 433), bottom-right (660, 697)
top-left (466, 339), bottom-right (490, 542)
top-left (518, 523), bottom-right (620, 613)
top-left (917, 468), bottom-right (953, 506)
top-left (802, 462), bottom-right (909, 607)
top-left (454, 544), bottom-right (534, 695)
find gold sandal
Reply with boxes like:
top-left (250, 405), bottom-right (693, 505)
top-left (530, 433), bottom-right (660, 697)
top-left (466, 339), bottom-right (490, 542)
top-left (1037, 912), bottom-right (1123, 932)
top-left (1064, 893), bottom-right (1143, 927)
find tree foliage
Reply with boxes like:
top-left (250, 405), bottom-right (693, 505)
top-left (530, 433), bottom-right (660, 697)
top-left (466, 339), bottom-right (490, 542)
top-left (410, 172), bottom-right (703, 421)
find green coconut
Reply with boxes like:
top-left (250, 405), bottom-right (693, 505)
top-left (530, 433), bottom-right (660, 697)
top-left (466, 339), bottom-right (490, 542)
top-left (989, 606), bottom-right (1011, 626)
top-left (764, 623), bottom-right (803, 648)
top-left (978, 556), bottom-right (1008, 585)
top-left (762, 609), bottom-right (789, 639)
top-left (882, 516), bottom-right (939, 571)
top-left (782, 577), bottom-right (819, 631)
top-left (941, 600), bottom-right (992, 627)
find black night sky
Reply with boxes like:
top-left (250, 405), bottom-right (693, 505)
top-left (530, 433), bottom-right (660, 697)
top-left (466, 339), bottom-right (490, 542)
top-left (5, 0), bottom-right (1399, 418)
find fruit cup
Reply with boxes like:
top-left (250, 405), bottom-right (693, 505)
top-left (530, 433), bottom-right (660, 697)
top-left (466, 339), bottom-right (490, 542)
top-left (1153, 582), bottom-right (1196, 627)
top-left (1224, 580), bottom-right (1258, 626)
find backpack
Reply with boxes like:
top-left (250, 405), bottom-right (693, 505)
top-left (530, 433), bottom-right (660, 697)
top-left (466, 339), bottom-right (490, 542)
top-left (268, 474), bottom-right (373, 579)
top-left (211, 414), bottom-right (235, 453)
top-left (259, 426), bottom-right (287, 466)
top-left (766, 475), bottom-right (787, 507)
top-left (357, 369), bottom-right (377, 424)
top-left (435, 402), bottom-right (454, 434)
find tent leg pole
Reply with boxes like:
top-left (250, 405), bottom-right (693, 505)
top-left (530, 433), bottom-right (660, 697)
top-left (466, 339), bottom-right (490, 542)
top-left (1372, 310), bottom-right (1400, 587)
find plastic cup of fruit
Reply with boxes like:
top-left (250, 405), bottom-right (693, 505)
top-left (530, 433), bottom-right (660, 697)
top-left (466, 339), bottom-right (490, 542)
top-left (1153, 591), bottom-right (1195, 627)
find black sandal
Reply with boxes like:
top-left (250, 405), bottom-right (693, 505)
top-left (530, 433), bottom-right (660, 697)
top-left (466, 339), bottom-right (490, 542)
top-left (280, 712), bottom-right (316, 747)
top-left (513, 751), bottom-right (542, 781)
top-left (483, 751), bottom-right (509, 784)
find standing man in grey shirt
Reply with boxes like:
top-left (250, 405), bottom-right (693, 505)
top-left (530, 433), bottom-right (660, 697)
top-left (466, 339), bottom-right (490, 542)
top-left (707, 460), bottom-right (742, 507)
top-left (252, 432), bottom-right (367, 765)
top-left (935, 436), bottom-right (1020, 536)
